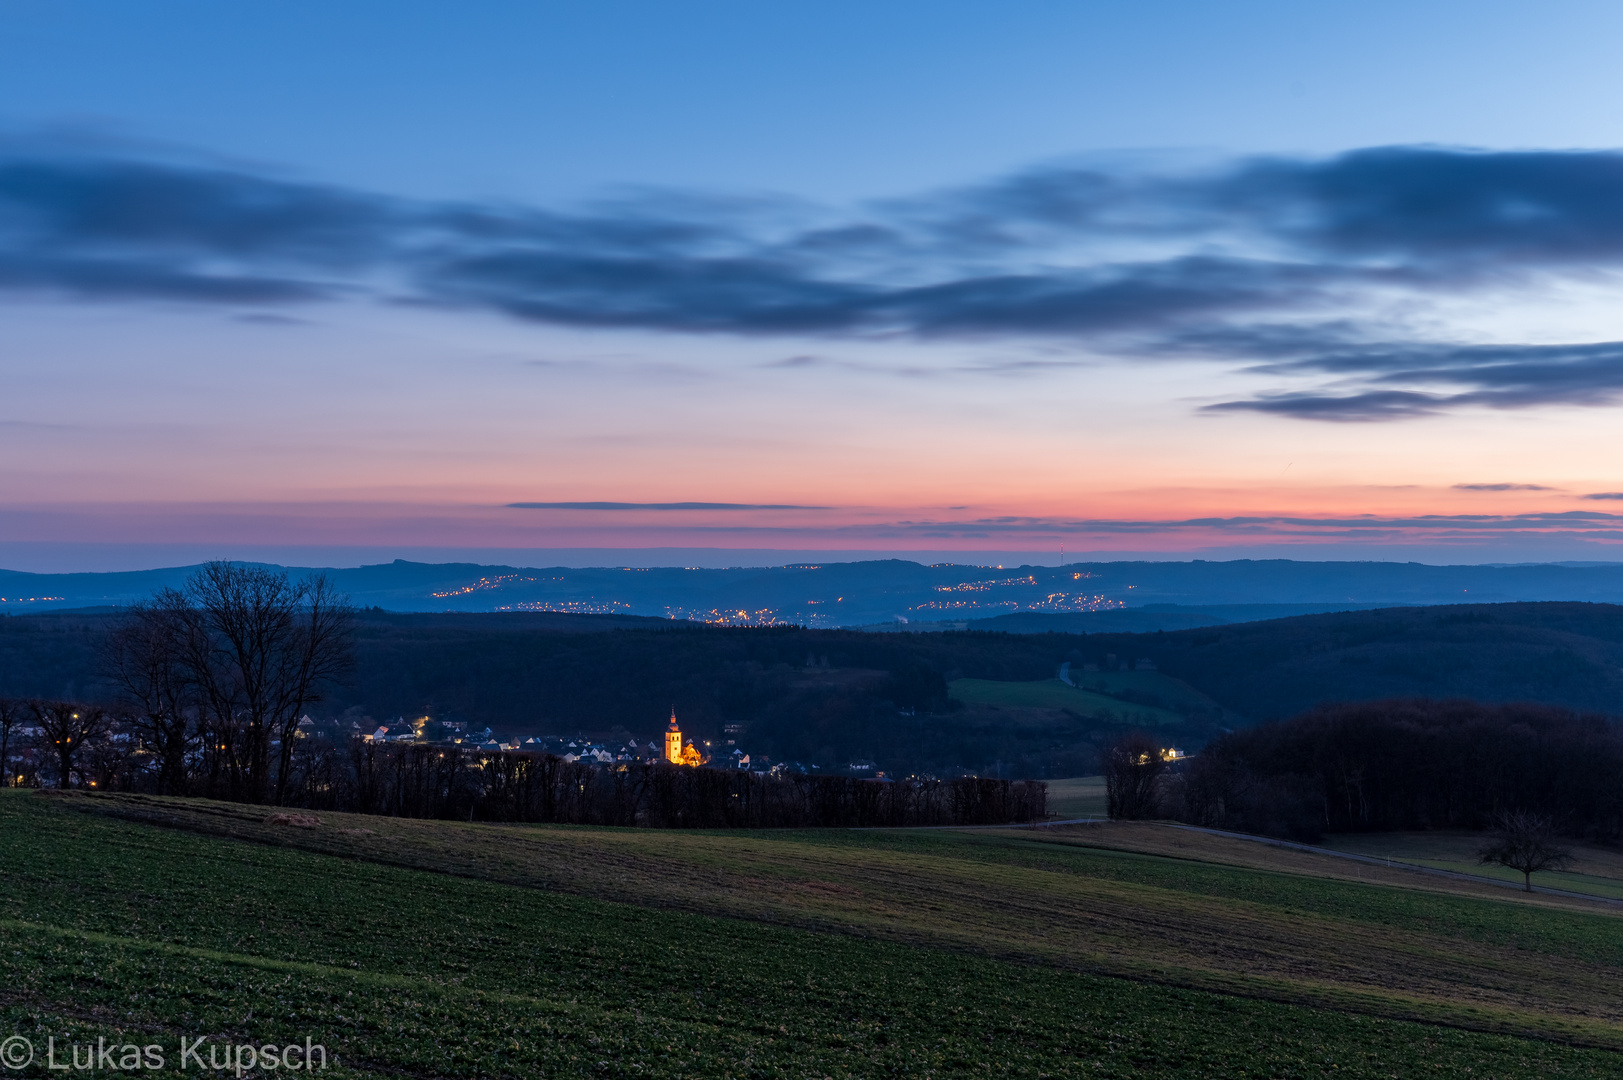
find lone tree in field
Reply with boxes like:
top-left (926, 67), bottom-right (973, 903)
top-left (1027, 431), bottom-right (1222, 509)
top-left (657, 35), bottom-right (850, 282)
top-left (1103, 731), bottom-right (1168, 820)
top-left (1478, 810), bottom-right (1573, 892)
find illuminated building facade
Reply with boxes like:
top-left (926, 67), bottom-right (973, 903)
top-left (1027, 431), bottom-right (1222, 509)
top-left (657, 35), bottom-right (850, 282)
top-left (665, 708), bottom-right (683, 764)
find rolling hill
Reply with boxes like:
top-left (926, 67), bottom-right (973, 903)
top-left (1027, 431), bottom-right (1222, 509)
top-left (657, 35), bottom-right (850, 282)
top-left (6, 790), bottom-right (1623, 1077)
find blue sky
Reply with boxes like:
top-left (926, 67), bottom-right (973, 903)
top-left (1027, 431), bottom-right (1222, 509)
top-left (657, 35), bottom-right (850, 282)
top-left (7, 1), bottom-right (1623, 571)
top-left (11, 2), bottom-right (1623, 199)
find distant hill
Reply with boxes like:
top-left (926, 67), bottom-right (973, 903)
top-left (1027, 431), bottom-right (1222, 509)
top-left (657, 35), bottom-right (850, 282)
top-left (961, 604), bottom-right (1396, 634)
top-left (11, 557), bottom-right (1623, 626)
top-left (1091, 601), bottom-right (1623, 722)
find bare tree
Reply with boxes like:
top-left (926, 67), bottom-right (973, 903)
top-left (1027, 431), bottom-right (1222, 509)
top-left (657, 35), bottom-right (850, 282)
top-left (270, 573), bottom-right (354, 804)
top-left (177, 562), bottom-right (354, 803)
top-left (1103, 731), bottom-right (1168, 820)
top-left (0, 697), bottom-right (22, 788)
top-left (83, 718), bottom-right (138, 790)
top-left (31, 700), bottom-right (109, 789)
top-left (1479, 810), bottom-right (1573, 892)
top-left (103, 598), bottom-right (195, 795)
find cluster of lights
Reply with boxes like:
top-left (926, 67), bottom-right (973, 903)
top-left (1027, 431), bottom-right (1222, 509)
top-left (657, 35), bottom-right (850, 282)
top-left (1024, 593), bottom-right (1126, 613)
top-left (932, 575), bottom-right (1038, 594)
top-left (495, 599), bottom-right (634, 614)
top-left (909, 599), bottom-right (1021, 612)
top-left (430, 573), bottom-right (544, 598)
top-left (910, 588), bottom-right (1124, 616)
top-left (664, 606), bottom-right (798, 626)
top-left (0, 596), bottom-right (66, 604)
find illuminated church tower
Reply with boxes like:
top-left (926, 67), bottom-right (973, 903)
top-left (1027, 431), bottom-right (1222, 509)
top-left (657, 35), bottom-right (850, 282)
top-left (664, 708), bottom-right (683, 764)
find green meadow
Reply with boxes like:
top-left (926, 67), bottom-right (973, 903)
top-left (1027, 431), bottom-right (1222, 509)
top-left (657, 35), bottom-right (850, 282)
top-left (4, 790), bottom-right (1623, 1077)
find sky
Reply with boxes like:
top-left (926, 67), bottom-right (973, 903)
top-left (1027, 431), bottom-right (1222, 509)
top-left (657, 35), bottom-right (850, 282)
top-left (8, 1), bottom-right (1623, 571)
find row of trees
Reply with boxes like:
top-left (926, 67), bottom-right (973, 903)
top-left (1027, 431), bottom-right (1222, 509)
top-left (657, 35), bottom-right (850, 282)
top-left (346, 743), bottom-right (1046, 827)
top-left (1099, 699), bottom-right (1623, 843)
top-left (0, 562), bottom-right (353, 801)
top-left (0, 698), bottom-right (1046, 828)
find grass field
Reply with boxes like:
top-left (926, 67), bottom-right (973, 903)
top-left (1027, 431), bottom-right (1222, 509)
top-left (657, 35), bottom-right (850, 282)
top-left (1067, 669), bottom-right (1223, 714)
top-left (1044, 775), bottom-right (1108, 818)
top-left (949, 677), bottom-right (1185, 727)
top-left (5, 791), bottom-right (1623, 1077)
top-left (1319, 830), bottom-right (1623, 900)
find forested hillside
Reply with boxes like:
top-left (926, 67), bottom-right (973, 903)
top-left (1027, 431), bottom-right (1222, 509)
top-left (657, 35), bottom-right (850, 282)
top-left (1089, 602), bottom-right (1623, 721)
top-left (4, 601), bottom-right (1623, 777)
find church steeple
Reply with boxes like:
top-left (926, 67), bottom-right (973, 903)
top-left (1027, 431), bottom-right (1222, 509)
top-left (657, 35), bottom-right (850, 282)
top-left (664, 706), bottom-right (683, 764)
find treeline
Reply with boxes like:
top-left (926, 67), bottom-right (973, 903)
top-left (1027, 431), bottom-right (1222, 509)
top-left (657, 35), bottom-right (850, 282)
top-left (348, 743), bottom-right (1045, 827)
top-left (1155, 698), bottom-right (1623, 841)
top-left (1, 710), bottom-right (1045, 827)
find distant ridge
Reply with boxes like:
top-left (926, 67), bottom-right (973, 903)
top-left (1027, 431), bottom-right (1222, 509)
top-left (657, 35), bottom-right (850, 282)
top-left (10, 557), bottom-right (1623, 627)
top-left (959, 604), bottom-right (1400, 634)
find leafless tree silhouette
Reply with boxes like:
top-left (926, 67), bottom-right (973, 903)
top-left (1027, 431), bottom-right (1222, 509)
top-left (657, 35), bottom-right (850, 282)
top-left (154, 563), bottom-right (354, 803)
top-left (1479, 810), bottom-right (1573, 892)
top-left (0, 697), bottom-right (23, 787)
top-left (104, 597), bottom-right (195, 795)
top-left (31, 699), bottom-right (109, 788)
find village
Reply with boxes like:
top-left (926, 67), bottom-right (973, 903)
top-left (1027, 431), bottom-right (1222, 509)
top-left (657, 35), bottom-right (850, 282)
top-left (352, 709), bottom-right (848, 777)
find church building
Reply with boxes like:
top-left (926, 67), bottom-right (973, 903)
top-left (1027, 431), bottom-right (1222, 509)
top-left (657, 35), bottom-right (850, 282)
top-left (665, 708), bottom-right (683, 764)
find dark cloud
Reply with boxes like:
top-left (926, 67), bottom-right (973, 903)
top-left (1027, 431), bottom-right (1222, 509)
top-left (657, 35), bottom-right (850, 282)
top-left (0, 157), bottom-right (392, 257)
top-left (1218, 147), bottom-right (1623, 264)
top-left (9, 141), bottom-right (1623, 420)
top-left (1582, 492), bottom-right (1623, 501)
top-left (882, 509), bottom-right (1623, 537)
top-left (507, 502), bottom-right (831, 511)
top-left (928, 147), bottom-right (1623, 266)
top-left (1204, 389), bottom-right (1452, 421)
top-left (1454, 483), bottom-right (1554, 491)
top-left (1206, 340), bottom-right (1623, 420)
top-left (233, 311), bottom-right (313, 326)
top-left (721, 508), bottom-right (1623, 548)
top-left (0, 154), bottom-right (390, 302)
